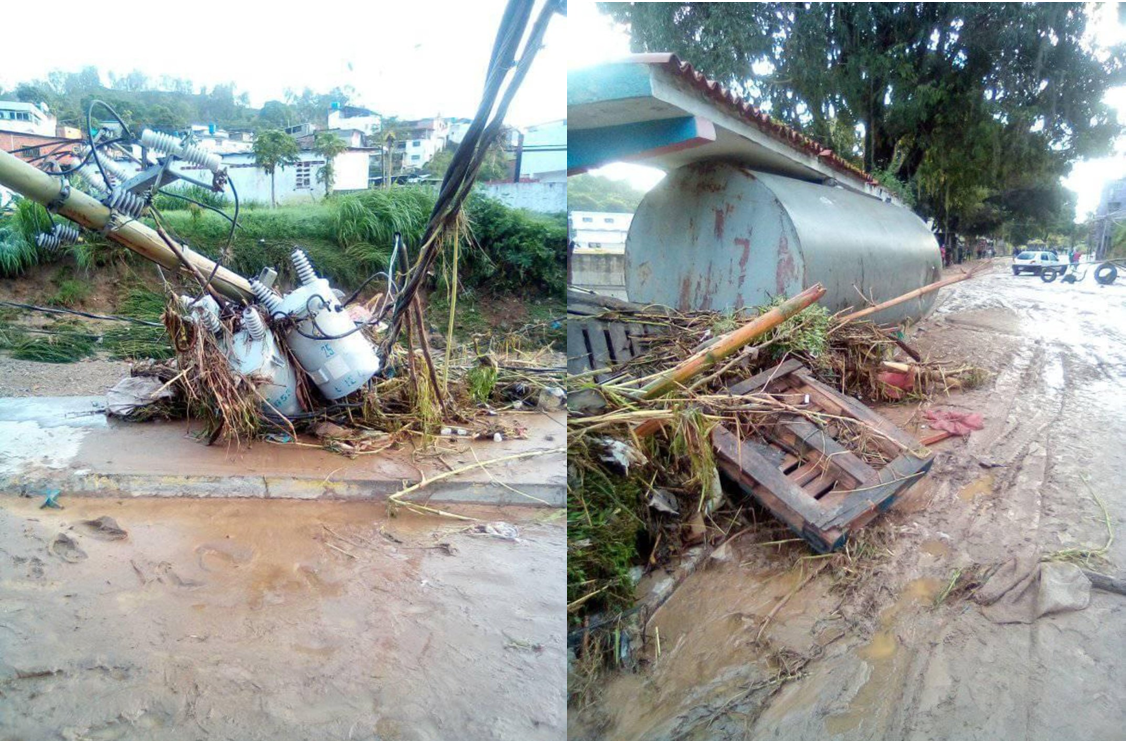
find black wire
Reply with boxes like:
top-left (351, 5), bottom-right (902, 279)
top-left (343, 232), bottom-right (401, 307)
top-left (0, 300), bottom-right (163, 327)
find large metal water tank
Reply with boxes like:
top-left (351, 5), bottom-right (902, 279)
top-left (625, 162), bottom-right (942, 324)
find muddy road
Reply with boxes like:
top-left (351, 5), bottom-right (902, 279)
top-left (0, 499), bottom-right (566, 740)
top-left (573, 261), bottom-right (1126, 741)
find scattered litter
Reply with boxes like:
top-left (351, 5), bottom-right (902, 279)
top-left (78, 516), bottom-right (128, 541)
top-left (107, 376), bottom-right (180, 420)
top-left (39, 490), bottom-right (63, 510)
top-left (472, 521), bottom-right (520, 540)
top-left (924, 409), bottom-right (985, 436)
top-left (493, 432), bottom-right (504, 442)
top-left (536, 386), bottom-right (566, 411)
top-left (597, 438), bottom-right (647, 473)
top-left (48, 533), bottom-right (86, 563)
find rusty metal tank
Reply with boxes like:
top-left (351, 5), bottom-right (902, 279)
top-left (625, 162), bottom-right (942, 323)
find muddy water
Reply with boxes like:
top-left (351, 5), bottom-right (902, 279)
top-left (577, 263), bottom-right (1126, 741)
top-left (0, 498), bottom-right (566, 740)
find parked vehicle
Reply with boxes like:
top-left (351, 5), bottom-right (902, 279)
top-left (1012, 250), bottom-right (1062, 275)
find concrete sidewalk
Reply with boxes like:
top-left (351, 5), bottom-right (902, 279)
top-left (0, 397), bottom-right (566, 505)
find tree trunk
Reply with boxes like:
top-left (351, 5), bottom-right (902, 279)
top-left (270, 171), bottom-right (276, 208)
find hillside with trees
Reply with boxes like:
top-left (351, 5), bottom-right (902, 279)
top-left (0, 66), bottom-right (358, 133)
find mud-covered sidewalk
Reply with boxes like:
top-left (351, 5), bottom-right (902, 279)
top-left (0, 499), bottom-right (566, 740)
top-left (573, 260), bottom-right (1126, 740)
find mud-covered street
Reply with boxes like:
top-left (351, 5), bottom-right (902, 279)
top-left (572, 260), bottom-right (1126, 740)
top-left (0, 499), bottom-right (566, 740)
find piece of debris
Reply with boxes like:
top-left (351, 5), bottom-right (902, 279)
top-left (597, 438), bottom-right (647, 473)
top-left (712, 361), bottom-right (934, 553)
top-left (39, 489), bottom-right (63, 510)
top-left (536, 386), bottom-right (566, 411)
top-left (975, 556), bottom-right (1091, 623)
top-left (924, 409), bottom-right (985, 436)
top-left (472, 522), bottom-right (520, 541)
top-left (647, 488), bottom-right (680, 516)
top-left (48, 533), bottom-right (87, 563)
top-left (106, 376), bottom-right (180, 420)
top-left (78, 516), bottom-right (128, 541)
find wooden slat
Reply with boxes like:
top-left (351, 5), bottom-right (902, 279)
top-left (606, 322), bottom-right (632, 364)
top-left (567, 321), bottom-right (593, 376)
top-left (818, 453), bottom-right (933, 529)
top-left (781, 419), bottom-right (877, 487)
top-left (727, 358), bottom-right (804, 396)
top-left (712, 426), bottom-right (827, 525)
top-left (793, 368), bottom-right (923, 452)
top-left (585, 322), bottom-right (613, 379)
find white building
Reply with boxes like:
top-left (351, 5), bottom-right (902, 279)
top-left (187, 125), bottom-right (255, 155)
top-left (1091, 176), bottom-right (1126, 259)
top-left (397, 118), bottom-right (449, 170)
top-left (0, 101), bottom-right (57, 137)
top-left (328, 105), bottom-right (381, 137)
top-left (447, 118), bottom-right (473, 145)
top-left (518, 119), bottom-right (566, 182)
top-left (174, 149), bottom-right (372, 205)
top-left (569, 211), bottom-right (633, 252)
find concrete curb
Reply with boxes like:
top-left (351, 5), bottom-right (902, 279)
top-left (5, 471), bottom-right (565, 507)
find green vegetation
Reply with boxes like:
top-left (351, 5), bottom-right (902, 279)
top-left (602, 2), bottom-right (1123, 239)
top-left (9, 325), bottom-right (97, 363)
top-left (102, 325), bottom-right (173, 361)
top-left (0, 67), bottom-right (359, 134)
top-left (48, 278), bottom-right (90, 308)
top-left (312, 131), bottom-right (349, 195)
top-left (567, 173), bottom-right (647, 213)
top-left (0, 199), bottom-right (54, 277)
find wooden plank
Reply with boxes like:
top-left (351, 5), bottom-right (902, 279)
top-left (727, 358), bottom-right (804, 396)
top-left (781, 419), bottom-right (877, 487)
top-left (567, 321), bottom-right (593, 376)
top-left (606, 322), bottom-right (632, 364)
top-left (818, 453), bottom-right (933, 529)
top-left (585, 322), bottom-right (613, 379)
top-left (712, 426), bottom-right (827, 525)
top-left (792, 368), bottom-right (923, 453)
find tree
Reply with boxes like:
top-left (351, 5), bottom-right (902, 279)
top-left (253, 129), bottom-right (300, 208)
top-left (312, 131), bottom-right (349, 196)
top-left (601, 2), bottom-right (1125, 235)
top-left (425, 140), bottom-right (509, 182)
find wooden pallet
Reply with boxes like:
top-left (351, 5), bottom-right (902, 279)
top-left (712, 360), bottom-right (934, 553)
top-left (566, 290), bottom-right (668, 381)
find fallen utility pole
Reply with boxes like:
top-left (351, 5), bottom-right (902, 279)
top-left (0, 148), bottom-right (252, 302)
top-left (837, 272), bottom-right (971, 325)
top-left (639, 282), bottom-right (827, 399)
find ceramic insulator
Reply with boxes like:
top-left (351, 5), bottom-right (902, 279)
top-left (250, 278), bottom-right (283, 315)
top-left (242, 308), bottom-right (267, 340)
top-left (106, 187), bottom-right (146, 220)
top-left (141, 129), bottom-right (223, 172)
top-left (291, 249), bottom-right (317, 285)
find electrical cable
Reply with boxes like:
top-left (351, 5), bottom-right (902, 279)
top-left (0, 300), bottom-right (163, 326)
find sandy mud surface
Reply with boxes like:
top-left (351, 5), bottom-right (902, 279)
top-left (572, 261), bottom-right (1126, 740)
top-left (0, 498), bottom-right (566, 740)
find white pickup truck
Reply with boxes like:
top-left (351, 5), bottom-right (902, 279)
top-left (1012, 250), bottom-right (1062, 276)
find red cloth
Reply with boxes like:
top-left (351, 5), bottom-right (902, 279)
top-left (877, 370), bottom-right (914, 400)
top-left (923, 409), bottom-right (984, 436)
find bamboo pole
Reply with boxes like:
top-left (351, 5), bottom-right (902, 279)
top-left (0, 149), bottom-right (253, 302)
top-left (837, 272), bottom-right (970, 325)
top-left (638, 283), bottom-right (826, 400)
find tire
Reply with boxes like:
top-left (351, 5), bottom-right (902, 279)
top-left (1041, 268), bottom-right (1058, 283)
top-left (1095, 263), bottom-right (1119, 286)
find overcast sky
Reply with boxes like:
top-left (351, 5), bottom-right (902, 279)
top-left (0, 0), bottom-right (565, 129)
top-left (568, 0), bottom-right (1126, 222)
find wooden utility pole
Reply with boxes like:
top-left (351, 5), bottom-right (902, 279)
top-left (0, 148), bottom-right (252, 302)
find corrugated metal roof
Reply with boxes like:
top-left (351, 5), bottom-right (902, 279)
top-left (623, 53), bottom-right (878, 187)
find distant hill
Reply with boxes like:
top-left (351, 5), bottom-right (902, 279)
top-left (567, 174), bottom-right (647, 213)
